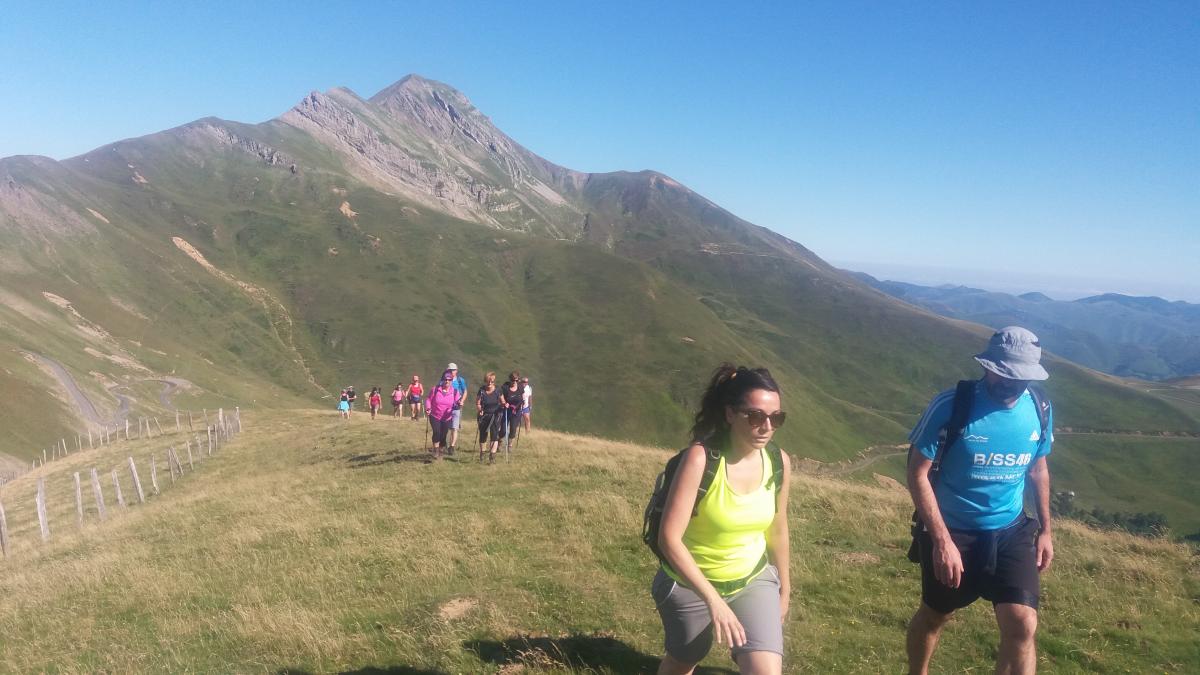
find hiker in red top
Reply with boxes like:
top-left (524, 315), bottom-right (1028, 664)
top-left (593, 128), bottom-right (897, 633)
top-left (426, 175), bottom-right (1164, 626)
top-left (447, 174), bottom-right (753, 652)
top-left (368, 387), bottom-right (382, 420)
top-left (407, 375), bottom-right (424, 420)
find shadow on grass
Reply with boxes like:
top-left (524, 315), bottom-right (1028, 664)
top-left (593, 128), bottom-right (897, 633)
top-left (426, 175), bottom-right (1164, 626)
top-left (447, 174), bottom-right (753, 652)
top-left (465, 633), bottom-right (736, 674)
top-left (346, 450), bottom-right (443, 467)
top-left (276, 662), bottom-right (446, 667)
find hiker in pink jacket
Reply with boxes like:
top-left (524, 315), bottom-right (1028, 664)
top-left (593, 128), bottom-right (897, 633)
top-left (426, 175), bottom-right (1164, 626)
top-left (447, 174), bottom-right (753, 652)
top-left (425, 372), bottom-right (458, 460)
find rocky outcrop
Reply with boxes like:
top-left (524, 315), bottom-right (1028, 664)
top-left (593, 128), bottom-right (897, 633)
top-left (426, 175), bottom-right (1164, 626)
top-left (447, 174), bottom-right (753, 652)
top-left (181, 123), bottom-right (297, 168)
top-left (281, 90), bottom-right (505, 224)
top-left (278, 77), bottom-right (587, 237)
top-left (0, 160), bottom-right (96, 238)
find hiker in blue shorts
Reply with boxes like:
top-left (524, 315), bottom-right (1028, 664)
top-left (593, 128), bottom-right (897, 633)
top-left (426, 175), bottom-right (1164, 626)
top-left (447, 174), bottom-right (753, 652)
top-left (905, 327), bottom-right (1055, 675)
top-left (445, 362), bottom-right (467, 456)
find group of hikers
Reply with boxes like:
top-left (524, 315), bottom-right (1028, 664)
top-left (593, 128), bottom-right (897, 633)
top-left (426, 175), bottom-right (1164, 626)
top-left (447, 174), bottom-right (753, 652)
top-left (648, 327), bottom-right (1054, 675)
top-left (336, 363), bottom-right (533, 464)
top-left (330, 328), bottom-right (1055, 674)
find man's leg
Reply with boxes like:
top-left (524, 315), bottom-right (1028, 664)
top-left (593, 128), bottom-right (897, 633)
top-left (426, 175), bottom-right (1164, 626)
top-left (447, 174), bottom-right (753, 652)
top-left (994, 603), bottom-right (1037, 675)
top-left (907, 603), bottom-right (953, 675)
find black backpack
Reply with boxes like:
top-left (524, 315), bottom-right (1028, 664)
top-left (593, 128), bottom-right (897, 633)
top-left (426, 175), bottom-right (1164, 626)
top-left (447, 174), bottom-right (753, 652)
top-left (643, 442), bottom-right (784, 565)
top-left (905, 379), bottom-right (1051, 562)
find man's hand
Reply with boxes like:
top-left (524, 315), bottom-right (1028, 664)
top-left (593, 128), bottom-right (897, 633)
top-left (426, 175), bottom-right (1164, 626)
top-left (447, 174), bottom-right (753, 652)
top-left (932, 538), bottom-right (964, 588)
top-left (779, 587), bottom-right (790, 623)
top-left (1036, 531), bottom-right (1054, 572)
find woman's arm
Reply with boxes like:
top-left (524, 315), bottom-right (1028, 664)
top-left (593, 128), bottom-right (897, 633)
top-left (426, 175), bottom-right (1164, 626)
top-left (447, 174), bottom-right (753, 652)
top-left (658, 443), bottom-right (747, 648)
top-left (765, 449), bottom-right (791, 621)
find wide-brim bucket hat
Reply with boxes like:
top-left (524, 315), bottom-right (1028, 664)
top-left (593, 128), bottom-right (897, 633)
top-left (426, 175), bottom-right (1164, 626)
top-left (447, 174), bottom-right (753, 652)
top-left (974, 326), bottom-right (1050, 381)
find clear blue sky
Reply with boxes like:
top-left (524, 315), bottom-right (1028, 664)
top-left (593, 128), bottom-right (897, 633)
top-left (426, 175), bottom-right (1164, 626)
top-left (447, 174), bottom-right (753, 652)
top-left (2, 1), bottom-right (1197, 300)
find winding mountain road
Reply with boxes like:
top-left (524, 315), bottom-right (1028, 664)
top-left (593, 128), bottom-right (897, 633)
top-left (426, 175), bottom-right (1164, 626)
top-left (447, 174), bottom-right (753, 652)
top-left (27, 352), bottom-right (123, 427)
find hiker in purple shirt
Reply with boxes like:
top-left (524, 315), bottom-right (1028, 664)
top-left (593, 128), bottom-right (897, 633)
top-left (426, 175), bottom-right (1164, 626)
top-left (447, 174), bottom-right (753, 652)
top-left (425, 372), bottom-right (458, 461)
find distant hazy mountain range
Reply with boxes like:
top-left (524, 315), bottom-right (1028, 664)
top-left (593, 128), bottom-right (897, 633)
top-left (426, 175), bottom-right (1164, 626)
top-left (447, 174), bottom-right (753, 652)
top-left (851, 273), bottom-right (1200, 381)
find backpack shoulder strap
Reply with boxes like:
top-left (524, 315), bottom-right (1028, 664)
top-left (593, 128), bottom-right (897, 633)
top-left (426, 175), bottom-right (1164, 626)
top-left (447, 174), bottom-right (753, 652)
top-left (693, 443), bottom-right (723, 516)
top-left (932, 379), bottom-right (976, 473)
top-left (765, 442), bottom-right (785, 492)
top-left (1026, 384), bottom-right (1051, 437)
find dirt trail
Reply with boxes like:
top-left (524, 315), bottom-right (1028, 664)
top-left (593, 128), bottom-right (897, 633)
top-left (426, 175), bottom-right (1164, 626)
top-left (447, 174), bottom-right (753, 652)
top-left (812, 444), bottom-right (909, 477)
top-left (808, 426), bottom-right (1200, 480)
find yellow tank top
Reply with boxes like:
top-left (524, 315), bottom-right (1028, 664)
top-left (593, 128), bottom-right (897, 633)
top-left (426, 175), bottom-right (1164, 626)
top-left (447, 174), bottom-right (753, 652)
top-left (666, 446), bottom-right (776, 594)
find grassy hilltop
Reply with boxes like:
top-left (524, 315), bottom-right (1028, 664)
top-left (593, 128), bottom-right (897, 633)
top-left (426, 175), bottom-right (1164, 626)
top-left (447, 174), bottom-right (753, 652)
top-left (0, 410), bottom-right (1194, 673)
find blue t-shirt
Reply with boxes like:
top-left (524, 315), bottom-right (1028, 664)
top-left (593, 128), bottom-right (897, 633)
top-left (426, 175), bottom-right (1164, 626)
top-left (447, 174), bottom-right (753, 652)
top-left (451, 375), bottom-right (467, 406)
top-left (909, 380), bottom-right (1053, 531)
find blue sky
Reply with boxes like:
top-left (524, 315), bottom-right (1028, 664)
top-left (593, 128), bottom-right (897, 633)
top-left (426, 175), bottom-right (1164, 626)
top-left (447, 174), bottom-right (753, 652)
top-left (2, 1), bottom-right (1196, 300)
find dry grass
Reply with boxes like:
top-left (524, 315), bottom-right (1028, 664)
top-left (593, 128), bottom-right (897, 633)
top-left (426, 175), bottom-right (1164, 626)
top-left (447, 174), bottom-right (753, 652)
top-left (0, 410), bottom-right (1195, 673)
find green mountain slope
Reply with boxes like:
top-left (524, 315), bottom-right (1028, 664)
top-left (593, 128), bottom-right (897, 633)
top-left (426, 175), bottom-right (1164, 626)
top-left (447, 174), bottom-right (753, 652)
top-left (1, 74), bottom-right (1196, 530)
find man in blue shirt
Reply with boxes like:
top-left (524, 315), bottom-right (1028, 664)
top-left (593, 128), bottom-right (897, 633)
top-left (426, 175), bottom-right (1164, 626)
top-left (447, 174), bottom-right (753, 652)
top-left (906, 327), bottom-right (1055, 675)
top-left (445, 362), bottom-right (467, 456)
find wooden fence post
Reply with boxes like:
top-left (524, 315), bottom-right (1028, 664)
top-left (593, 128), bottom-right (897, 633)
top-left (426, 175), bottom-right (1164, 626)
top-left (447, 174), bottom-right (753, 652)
top-left (76, 435), bottom-right (81, 452)
top-left (0, 498), bottom-right (8, 557)
top-left (111, 470), bottom-right (125, 508)
top-left (90, 468), bottom-right (106, 521)
top-left (166, 451), bottom-right (176, 485)
top-left (42, 448), bottom-right (47, 465)
top-left (74, 472), bottom-right (83, 527)
top-left (128, 457), bottom-right (145, 504)
top-left (125, 419), bottom-right (130, 440)
top-left (154, 417), bottom-right (163, 436)
top-left (36, 478), bottom-right (50, 542)
top-left (185, 442), bottom-right (195, 471)
top-left (150, 455), bottom-right (160, 495)
top-left (188, 410), bottom-right (194, 431)
top-left (207, 427), bottom-right (213, 454)
top-left (175, 411), bottom-right (181, 432)
top-left (88, 428), bottom-right (94, 449)
top-left (235, 406), bottom-right (242, 432)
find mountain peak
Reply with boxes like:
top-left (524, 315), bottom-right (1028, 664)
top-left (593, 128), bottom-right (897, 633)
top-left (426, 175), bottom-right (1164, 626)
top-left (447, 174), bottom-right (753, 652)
top-left (369, 74), bottom-right (469, 107)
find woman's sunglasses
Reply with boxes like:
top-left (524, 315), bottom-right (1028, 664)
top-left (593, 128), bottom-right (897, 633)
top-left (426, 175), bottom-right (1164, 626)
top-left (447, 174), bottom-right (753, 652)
top-left (738, 408), bottom-right (786, 429)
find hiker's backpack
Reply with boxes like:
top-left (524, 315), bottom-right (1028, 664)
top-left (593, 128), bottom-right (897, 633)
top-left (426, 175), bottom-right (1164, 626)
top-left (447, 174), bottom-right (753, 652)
top-left (905, 379), bottom-right (1051, 562)
top-left (643, 442), bottom-right (785, 565)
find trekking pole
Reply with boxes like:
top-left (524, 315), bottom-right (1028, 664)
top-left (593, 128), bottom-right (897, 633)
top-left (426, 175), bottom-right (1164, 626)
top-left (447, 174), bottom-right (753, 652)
top-left (501, 408), bottom-right (509, 462)
top-left (424, 415), bottom-right (431, 455)
top-left (513, 421), bottom-right (522, 455)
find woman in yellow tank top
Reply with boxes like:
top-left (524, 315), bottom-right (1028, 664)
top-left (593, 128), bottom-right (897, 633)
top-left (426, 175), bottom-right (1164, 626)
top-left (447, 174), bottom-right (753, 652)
top-left (653, 364), bottom-right (791, 675)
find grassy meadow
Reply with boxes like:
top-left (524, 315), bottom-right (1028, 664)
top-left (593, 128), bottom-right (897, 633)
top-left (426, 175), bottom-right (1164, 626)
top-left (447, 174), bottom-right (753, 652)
top-left (0, 409), bottom-right (1195, 673)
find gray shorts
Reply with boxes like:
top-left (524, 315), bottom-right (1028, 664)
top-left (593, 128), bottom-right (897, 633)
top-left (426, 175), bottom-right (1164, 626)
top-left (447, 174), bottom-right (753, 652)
top-left (450, 408), bottom-right (462, 430)
top-left (650, 565), bottom-right (784, 663)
